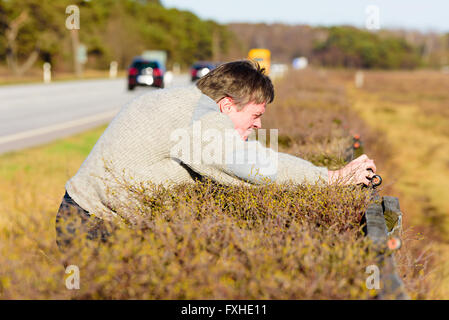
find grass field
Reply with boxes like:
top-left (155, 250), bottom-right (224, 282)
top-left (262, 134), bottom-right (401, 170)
top-left (0, 69), bottom-right (446, 299)
top-left (343, 70), bottom-right (449, 298)
top-left (0, 125), bottom-right (108, 298)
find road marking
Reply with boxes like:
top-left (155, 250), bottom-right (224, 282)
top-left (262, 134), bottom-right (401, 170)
top-left (0, 109), bottom-right (120, 145)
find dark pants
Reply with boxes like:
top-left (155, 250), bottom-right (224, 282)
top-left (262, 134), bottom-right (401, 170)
top-left (55, 191), bottom-right (113, 252)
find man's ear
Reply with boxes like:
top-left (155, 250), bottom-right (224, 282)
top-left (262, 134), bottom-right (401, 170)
top-left (218, 97), bottom-right (236, 114)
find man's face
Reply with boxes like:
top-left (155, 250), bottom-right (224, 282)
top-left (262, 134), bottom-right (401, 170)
top-left (218, 98), bottom-right (266, 141)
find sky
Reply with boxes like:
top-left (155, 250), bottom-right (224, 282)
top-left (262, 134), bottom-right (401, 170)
top-left (161, 0), bottom-right (449, 33)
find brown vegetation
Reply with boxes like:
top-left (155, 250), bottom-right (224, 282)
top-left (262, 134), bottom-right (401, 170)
top-left (0, 68), bottom-right (437, 299)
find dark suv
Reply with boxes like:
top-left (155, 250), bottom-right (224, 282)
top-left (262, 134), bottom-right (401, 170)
top-left (128, 57), bottom-right (165, 90)
top-left (190, 62), bottom-right (218, 82)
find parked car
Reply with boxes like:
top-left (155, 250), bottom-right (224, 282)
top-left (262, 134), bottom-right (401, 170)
top-left (190, 62), bottom-right (218, 82)
top-left (128, 57), bottom-right (165, 90)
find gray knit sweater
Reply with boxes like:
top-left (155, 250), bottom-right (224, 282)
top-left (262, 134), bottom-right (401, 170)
top-left (66, 85), bottom-right (328, 221)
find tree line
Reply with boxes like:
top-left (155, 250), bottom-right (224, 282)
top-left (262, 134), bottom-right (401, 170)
top-left (313, 26), bottom-right (421, 69)
top-left (1, 0), bottom-right (448, 76)
top-left (228, 23), bottom-right (449, 69)
top-left (0, 0), bottom-right (232, 75)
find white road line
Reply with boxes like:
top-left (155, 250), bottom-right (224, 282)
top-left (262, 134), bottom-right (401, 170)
top-left (0, 109), bottom-right (119, 145)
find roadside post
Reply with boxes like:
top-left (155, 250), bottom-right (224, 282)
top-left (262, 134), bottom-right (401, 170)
top-left (345, 134), bottom-right (408, 298)
top-left (109, 61), bottom-right (118, 79)
top-left (355, 70), bottom-right (364, 88)
top-left (362, 165), bottom-right (409, 299)
top-left (43, 62), bottom-right (51, 84)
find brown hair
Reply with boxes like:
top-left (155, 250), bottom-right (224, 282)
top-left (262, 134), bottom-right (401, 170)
top-left (196, 60), bottom-right (274, 109)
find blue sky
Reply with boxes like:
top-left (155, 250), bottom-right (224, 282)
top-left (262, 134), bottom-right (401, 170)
top-left (161, 0), bottom-right (449, 33)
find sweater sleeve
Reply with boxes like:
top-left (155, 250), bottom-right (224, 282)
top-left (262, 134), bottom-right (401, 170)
top-left (169, 111), bottom-right (328, 186)
top-left (276, 152), bottom-right (329, 185)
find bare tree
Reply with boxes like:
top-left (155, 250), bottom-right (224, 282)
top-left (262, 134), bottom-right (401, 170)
top-left (5, 10), bottom-right (39, 76)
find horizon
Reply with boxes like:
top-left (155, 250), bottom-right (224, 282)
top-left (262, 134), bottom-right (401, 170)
top-left (161, 0), bottom-right (449, 33)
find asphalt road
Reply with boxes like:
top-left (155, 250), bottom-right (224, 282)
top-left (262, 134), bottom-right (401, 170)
top-left (0, 74), bottom-right (190, 154)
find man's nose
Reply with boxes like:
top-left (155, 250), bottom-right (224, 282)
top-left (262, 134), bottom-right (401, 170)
top-left (254, 118), bottom-right (262, 128)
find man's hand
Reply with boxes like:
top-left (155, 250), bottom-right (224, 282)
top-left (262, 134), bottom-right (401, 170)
top-left (328, 154), bottom-right (377, 186)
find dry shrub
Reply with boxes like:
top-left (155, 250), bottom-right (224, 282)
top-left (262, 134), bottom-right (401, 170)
top-left (361, 70), bottom-right (449, 118)
top-left (264, 68), bottom-right (392, 171)
top-left (0, 68), bottom-right (431, 299)
top-left (265, 68), bottom-right (352, 166)
top-left (2, 177), bottom-right (381, 299)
